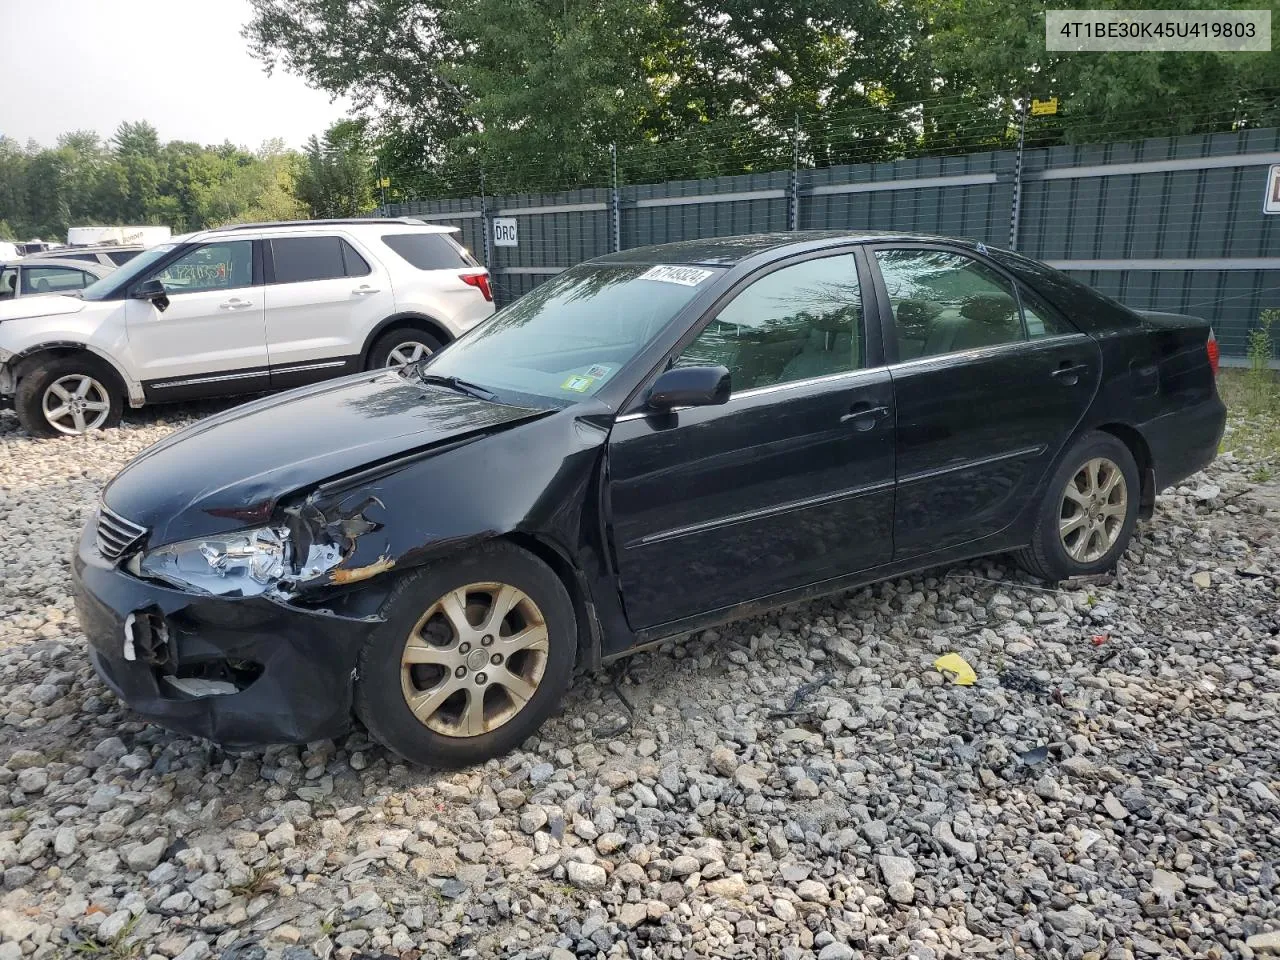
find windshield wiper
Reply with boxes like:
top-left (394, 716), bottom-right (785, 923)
top-left (416, 372), bottom-right (497, 402)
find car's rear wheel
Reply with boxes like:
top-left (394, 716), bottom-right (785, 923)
top-left (367, 326), bottom-right (444, 370)
top-left (1015, 430), bottom-right (1139, 581)
top-left (14, 355), bottom-right (124, 437)
top-left (354, 541), bottom-right (575, 767)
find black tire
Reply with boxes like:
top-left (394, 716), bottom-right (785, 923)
top-left (1014, 430), bottom-right (1140, 582)
top-left (14, 354), bottom-right (124, 437)
top-left (366, 326), bottom-right (444, 370)
top-left (354, 541), bottom-right (576, 768)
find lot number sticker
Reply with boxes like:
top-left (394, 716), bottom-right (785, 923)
top-left (640, 265), bottom-right (715, 286)
top-left (493, 218), bottom-right (519, 246)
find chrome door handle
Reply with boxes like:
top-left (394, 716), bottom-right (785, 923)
top-left (352, 285), bottom-right (380, 296)
top-left (219, 298), bottom-right (252, 310)
top-left (1051, 362), bottom-right (1088, 385)
top-left (840, 404), bottom-right (889, 430)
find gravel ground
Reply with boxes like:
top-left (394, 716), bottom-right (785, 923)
top-left (1, 402), bottom-right (1278, 960)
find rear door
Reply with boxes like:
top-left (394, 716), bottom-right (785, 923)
top-left (869, 243), bottom-right (1100, 558)
top-left (126, 239), bottom-right (270, 398)
top-left (606, 250), bottom-right (896, 630)
top-left (262, 234), bottom-right (395, 386)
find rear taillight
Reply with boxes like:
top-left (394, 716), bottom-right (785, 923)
top-left (460, 271), bottom-right (492, 302)
top-left (1206, 329), bottom-right (1220, 376)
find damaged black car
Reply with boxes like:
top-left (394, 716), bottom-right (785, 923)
top-left (72, 232), bottom-right (1226, 767)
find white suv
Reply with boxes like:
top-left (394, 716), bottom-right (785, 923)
top-left (0, 218), bottom-right (495, 435)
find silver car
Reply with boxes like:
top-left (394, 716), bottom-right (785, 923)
top-left (0, 257), bottom-right (115, 300)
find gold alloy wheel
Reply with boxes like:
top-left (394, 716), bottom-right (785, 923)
top-left (400, 582), bottom-right (549, 737)
top-left (1059, 457), bottom-right (1128, 563)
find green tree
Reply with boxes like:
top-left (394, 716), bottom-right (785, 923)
top-left (294, 120), bottom-right (376, 217)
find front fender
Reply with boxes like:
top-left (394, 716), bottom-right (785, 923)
top-left (0, 308), bottom-right (142, 405)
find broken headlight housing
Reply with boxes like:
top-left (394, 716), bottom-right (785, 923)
top-left (137, 527), bottom-right (291, 597)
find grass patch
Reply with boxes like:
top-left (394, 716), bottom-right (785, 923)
top-left (228, 865), bottom-right (278, 897)
top-left (67, 915), bottom-right (142, 960)
top-left (1217, 361), bottom-right (1280, 465)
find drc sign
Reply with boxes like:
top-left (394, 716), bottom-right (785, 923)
top-left (493, 218), bottom-right (519, 246)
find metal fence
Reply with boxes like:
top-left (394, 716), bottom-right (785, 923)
top-left (391, 126), bottom-right (1280, 360)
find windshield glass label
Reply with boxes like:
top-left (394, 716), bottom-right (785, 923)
top-left (640, 265), bottom-right (715, 286)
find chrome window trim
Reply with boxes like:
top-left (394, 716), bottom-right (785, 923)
top-left (887, 333), bottom-right (1087, 373)
top-left (614, 365), bottom-right (888, 423)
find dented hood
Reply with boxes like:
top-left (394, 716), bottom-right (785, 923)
top-left (0, 294), bottom-right (87, 322)
top-left (104, 370), bottom-right (547, 544)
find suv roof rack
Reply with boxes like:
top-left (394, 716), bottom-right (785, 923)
top-left (216, 217), bottom-right (428, 231)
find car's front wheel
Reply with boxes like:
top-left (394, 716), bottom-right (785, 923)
top-left (1015, 430), bottom-right (1140, 581)
top-left (14, 355), bottom-right (124, 437)
top-left (354, 541), bottom-right (576, 767)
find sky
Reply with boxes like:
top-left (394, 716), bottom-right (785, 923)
top-left (0, 0), bottom-right (352, 151)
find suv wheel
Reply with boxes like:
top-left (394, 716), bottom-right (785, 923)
top-left (368, 327), bottom-right (444, 369)
top-left (15, 356), bottom-right (124, 437)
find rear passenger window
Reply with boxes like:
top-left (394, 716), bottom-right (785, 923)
top-left (381, 233), bottom-right (476, 269)
top-left (21, 266), bottom-right (95, 295)
top-left (271, 236), bottom-right (347, 283)
top-left (875, 248), bottom-right (1024, 359)
top-left (340, 239), bottom-right (371, 277)
top-left (108, 250), bottom-right (140, 265)
top-left (1019, 285), bottom-right (1073, 338)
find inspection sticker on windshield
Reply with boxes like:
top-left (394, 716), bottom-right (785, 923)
top-left (586, 364), bottom-right (612, 379)
top-left (561, 375), bottom-right (596, 393)
top-left (640, 265), bottom-right (715, 286)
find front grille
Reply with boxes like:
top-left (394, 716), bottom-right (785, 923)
top-left (96, 505), bottom-right (148, 561)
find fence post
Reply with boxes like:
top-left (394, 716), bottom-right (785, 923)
top-left (1008, 98), bottom-right (1027, 251)
top-left (789, 113), bottom-right (801, 231)
top-left (610, 143), bottom-right (621, 252)
top-left (479, 167), bottom-right (492, 270)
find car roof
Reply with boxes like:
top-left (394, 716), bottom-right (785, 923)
top-left (192, 218), bottom-right (458, 241)
top-left (591, 230), bottom-right (979, 267)
top-left (27, 243), bottom-right (143, 254)
top-left (11, 257), bottom-right (112, 272)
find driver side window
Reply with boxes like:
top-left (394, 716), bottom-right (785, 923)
top-left (154, 241), bottom-right (253, 295)
top-left (676, 254), bottom-right (864, 392)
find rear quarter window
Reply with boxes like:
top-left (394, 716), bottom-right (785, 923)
top-left (381, 233), bottom-right (477, 270)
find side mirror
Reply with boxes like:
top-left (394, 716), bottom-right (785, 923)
top-left (131, 278), bottom-right (169, 312)
top-left (647, 365), bottom-right (731, 411)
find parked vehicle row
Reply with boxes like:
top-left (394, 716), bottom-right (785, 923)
top-left (0, 218), bottom-right (495, 435)
top-left (70, 230), bottom-right (1226, 767)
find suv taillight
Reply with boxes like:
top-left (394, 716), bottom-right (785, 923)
top-left (1206, 329), bottom-right (1220, 376)
top-left (460, 271), bottom-right (492, 302)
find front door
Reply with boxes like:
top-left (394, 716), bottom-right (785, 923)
top-left (869, 244), bottom-right (1101, 557)
top-left (128, 239), bottom-right (270, 399)
top-left (606, 251), bottom-right (896, 631)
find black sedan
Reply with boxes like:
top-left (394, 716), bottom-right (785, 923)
top-left (72, 232), bottom-right (1226, 766)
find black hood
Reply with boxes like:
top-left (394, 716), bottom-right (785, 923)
top-left (104, 371), bottom-right (546, 544)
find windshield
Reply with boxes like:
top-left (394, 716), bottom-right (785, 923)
top-left (424, 262), bottom-right (721, 405)
top-left (79, 243), bottom-right (177, 300)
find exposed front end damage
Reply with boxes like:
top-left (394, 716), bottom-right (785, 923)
top-left (72, 391), bottom-right (616, 747)
top-left (72, 519), bottom-right (397, 745)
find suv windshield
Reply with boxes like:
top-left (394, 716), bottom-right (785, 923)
top-left (80, 243), bottom-right (177, 300)
top-left (423, 262), bottom-right (721, 406)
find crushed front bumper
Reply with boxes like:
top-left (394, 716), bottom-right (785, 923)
top-left (72, 522), bottom-right (372, 747)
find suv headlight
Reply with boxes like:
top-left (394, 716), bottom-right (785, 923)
top-left (138, 527), bottom-right (291, 597)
